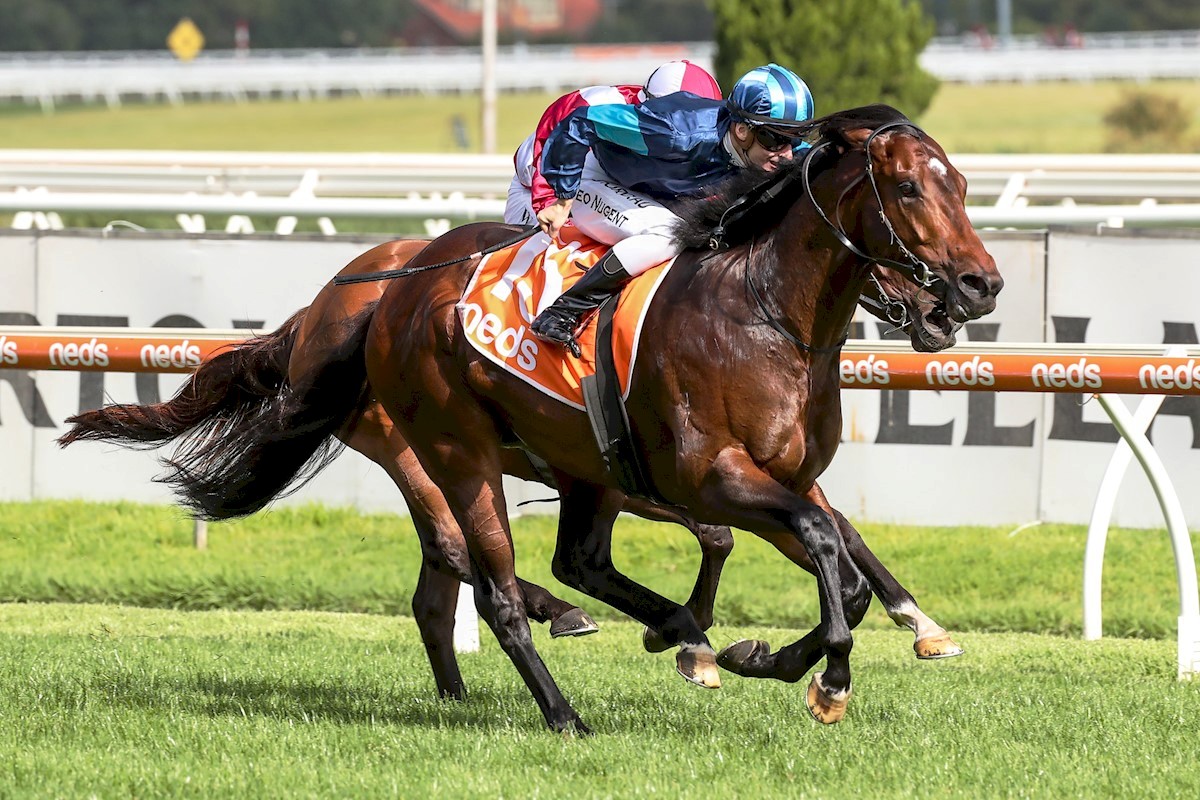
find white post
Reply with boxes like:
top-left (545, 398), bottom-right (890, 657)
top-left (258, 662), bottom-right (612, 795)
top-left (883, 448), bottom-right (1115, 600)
top-left (1083, 392), bottom-right (1168, 639)
top-left (480, 0), bottom-right (498, 155)
top-left (454, 581), bottom-right (480, 653)
top-left (1093, 390), bottom-right (1200, 680)
top-left (193, 517), bottom-right (207, 550)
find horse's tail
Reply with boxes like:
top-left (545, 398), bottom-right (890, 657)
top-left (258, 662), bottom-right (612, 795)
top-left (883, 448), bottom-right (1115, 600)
top-left (59, 304), bottom-right (377, 521)
top-left (59, 310), bottom-right (307, 450)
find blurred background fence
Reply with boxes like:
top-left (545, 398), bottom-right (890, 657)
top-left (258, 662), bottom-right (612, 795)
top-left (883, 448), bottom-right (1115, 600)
top-left (4, 30), bottom-right (1200, 112)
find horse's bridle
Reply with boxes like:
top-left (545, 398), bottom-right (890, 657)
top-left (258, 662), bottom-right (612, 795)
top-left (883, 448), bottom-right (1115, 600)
top-left (800, 120), bottom-right (939, 291)
top-left (743, 121), bottom-right (943, 350)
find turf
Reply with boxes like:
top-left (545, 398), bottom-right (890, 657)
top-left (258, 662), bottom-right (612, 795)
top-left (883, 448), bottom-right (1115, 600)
top-left (0, 603), bottom-right (1195, 798)
top-left (0, 500), bottom-right (1195, 639)
top-left (1, 81), bottom-right (1198, 154)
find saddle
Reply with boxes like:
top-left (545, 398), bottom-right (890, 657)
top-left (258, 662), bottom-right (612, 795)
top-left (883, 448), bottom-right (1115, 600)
top-left (456, 225), bottom-right (673, 501)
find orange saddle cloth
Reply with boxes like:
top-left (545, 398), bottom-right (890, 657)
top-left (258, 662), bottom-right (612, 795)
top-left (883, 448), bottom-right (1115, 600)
top-left (456, 225), bottom-right (674, 411)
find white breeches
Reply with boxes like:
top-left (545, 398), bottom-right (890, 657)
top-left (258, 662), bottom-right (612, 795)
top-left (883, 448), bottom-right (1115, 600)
top-left (569, 156), bottom-right (683, 277)
top-left (504, 175), bottom-right (536, 226)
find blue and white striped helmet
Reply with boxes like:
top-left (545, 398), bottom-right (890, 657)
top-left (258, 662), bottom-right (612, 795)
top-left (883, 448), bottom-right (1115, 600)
top-left (727, 63), bottom-right (814, 127)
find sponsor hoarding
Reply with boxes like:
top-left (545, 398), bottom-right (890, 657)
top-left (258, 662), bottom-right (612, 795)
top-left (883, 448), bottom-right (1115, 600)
top-left (4, 229), bottom-right (1200, 529)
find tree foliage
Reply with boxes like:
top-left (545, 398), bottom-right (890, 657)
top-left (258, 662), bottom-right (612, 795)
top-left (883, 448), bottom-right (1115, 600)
top-left (712, 0), bottom-right (938, 118)
top-left (1103, 90), bottom-right (1195, 153)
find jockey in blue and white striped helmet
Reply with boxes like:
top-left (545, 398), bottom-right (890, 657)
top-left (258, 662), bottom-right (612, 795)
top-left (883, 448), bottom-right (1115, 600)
top-left (726, 63), bottom-right (815, 152)
top-left (531, 62), bottom-right (816, 356)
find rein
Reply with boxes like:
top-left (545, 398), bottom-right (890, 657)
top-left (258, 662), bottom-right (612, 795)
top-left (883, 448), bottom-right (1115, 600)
top-left (744, 240), bottom-right (849, 354)
top-left (332, 225), bottom-right (541, 285)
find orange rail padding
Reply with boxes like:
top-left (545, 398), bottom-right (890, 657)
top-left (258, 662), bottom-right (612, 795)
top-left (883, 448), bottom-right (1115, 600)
top-left (4, 329), bottom-right (1200, 395)
top-left (838, 349), bottom-right (1200, 395)
top-left (0, 329), bottom-right (248, 374)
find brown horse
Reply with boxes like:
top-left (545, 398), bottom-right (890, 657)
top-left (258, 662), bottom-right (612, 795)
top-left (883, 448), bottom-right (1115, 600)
top-left (59, 231), bottom-right (963, 698)
top-left (64, 105), bottom-right (1000, 732)
top-left (357, 105), bottom-right (1000, 732)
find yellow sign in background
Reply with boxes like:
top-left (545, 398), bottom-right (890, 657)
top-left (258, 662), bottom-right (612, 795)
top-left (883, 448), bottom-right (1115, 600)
top-left (167, 18), bottom-right (205, 62)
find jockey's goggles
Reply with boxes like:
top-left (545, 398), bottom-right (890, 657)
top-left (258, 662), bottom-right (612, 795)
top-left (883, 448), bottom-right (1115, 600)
top-left (752, 124), bottom-right (803, 152)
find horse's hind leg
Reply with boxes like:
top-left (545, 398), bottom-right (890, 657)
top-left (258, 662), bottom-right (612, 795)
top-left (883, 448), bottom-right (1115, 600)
top-left (411, 553), bottom-right (467, 700)
top-left (828, 506), bottom-right (963, 659)
top-left (385, 415), bottom-right (586, 732)
top-left (551, 476), bottom-right (720, 689)
top-left (344, 407), bottom-right (598, 634)
top-left (625, 497), bottom-right (734, 653)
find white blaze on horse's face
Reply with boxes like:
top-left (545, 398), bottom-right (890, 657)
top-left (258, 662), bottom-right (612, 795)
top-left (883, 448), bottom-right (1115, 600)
top-left (928, 157), bottom-right (948, 178)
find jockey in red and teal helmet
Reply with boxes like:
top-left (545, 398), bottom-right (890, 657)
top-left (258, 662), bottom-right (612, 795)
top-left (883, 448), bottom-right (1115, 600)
top-left (530, 63), bottom-right (815, 356)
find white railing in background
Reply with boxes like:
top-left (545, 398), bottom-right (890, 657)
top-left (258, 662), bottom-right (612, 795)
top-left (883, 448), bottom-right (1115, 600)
top-left (0, 43), bottom-right (708, 112)
top-left (5, 151), bottom-right (1200, 234)
top-left (3, 31), bottom-right (1200, 111)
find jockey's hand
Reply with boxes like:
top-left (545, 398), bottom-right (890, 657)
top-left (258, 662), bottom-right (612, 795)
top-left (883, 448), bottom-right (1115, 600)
top-left (537, 198), bottom-right (573, 240)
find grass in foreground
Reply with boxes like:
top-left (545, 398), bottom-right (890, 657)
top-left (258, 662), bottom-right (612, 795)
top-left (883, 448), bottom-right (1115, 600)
top-left (0, 603), bottom-right (1195, 798)
top-left (0, 500), bottom-right (1195, 639)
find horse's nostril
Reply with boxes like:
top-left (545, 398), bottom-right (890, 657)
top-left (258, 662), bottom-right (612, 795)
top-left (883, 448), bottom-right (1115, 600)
top-left (959, 272), bottom-right (991, 298)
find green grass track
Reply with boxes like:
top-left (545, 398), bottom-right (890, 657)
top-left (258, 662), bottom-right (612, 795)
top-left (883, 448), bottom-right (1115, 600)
top-left (0, 604), bottom-right (1196, 798)
top-left (1, 500), bottom-right (1195, 639)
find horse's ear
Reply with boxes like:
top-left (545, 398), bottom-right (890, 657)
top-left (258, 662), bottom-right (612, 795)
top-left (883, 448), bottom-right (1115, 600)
top-left (839, 126), bottom-right (873, 151)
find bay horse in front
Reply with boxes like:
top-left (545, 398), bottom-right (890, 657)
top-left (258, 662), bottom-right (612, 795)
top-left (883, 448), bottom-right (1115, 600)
top-left (354, 104), bottom-right (1002, 732)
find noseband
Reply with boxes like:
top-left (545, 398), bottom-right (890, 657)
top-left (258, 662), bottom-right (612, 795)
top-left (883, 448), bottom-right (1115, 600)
top-left (800, 120), bottom-right (939, 291)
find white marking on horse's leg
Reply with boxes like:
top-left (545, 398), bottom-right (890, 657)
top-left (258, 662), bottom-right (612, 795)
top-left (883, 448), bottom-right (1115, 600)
top-left (887, 599), bottom-right (949, 643)
top-left (813, 671), bottom-right (852, 702)
top-left (678, 641), bottom-right (716, 658)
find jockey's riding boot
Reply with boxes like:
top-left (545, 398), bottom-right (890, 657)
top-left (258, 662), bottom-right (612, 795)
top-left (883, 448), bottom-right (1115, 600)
top-left (531, 251), bottom-right (633, 358)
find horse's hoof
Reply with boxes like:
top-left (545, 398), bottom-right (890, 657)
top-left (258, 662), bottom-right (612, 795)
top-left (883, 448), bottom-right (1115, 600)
top-left (914, 632), bottom-right (964, 659)
top-left (549, 608), bottom-right (600, 638)
top-left (552, 716), bottom-right (593, 737)
top-left (806, 672), bottom-right (851, 725)
top-left (676, 646), bottom-right (721, 689)
top-left (642, 626), bottom-right (670, 653)
top-left (716, 639), bottom-right (771, 677)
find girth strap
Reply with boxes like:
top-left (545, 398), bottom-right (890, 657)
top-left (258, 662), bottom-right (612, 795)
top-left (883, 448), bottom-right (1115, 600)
top-left (580, 296), bottom-right (666, 504)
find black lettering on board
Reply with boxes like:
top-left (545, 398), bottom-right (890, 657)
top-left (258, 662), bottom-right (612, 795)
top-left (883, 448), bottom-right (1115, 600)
top-left (57, 314), bottom-right (129, 413)
top-left (1047, 316), bottom-right (1119, 443)
top-left (874, 323), bottom-right (953, 445)
top-left (962, 322), bottom-right (1035, 447)
top-left (136, 314), bottom-right (205, 405)
top-left (0, 312), bottom-right (55, 428)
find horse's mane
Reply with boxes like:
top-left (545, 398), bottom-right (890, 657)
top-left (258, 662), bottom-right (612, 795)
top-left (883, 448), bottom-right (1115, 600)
top-left (672, 103), bottom-right (916, 251)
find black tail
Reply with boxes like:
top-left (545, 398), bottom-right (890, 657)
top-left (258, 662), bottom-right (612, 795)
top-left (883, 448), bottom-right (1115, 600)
top-left (60, 310), bottom-right (307, 450)
top-left (60, 305), bottom-right (377, 521)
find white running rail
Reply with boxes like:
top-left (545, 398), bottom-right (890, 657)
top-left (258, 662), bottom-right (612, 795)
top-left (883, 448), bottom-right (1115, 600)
top-left (6, 151), bottom-right (1200, 233)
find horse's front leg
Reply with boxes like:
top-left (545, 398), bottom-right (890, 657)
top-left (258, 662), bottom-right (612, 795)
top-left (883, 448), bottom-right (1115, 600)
top-left (698, 451), bottom-right (870, 724)
top-left (825, 504), bottom-right (963, 659)
top-left (551, 475), bottom-right (721, 689)
top-left (621, 498), bottom-right (735, 653)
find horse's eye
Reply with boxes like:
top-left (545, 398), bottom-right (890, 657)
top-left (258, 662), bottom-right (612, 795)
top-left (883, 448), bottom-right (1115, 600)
top-left (898, 181), bottom-right (918, 197)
